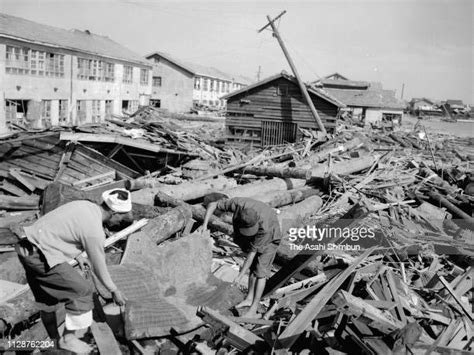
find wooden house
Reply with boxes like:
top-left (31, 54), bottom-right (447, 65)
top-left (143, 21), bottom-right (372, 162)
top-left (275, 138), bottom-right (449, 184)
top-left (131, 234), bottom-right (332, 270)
top-left (222, 72), bottom-right (344, 146)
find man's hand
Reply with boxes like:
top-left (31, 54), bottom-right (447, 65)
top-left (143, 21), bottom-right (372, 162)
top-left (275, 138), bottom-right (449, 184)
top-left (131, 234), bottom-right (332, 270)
top-left (112, 289), bottom-right (127, 306)
top-left (75, 255), bottom-right (91, 272)
top-left (196, 225), bottom-right (208, 233)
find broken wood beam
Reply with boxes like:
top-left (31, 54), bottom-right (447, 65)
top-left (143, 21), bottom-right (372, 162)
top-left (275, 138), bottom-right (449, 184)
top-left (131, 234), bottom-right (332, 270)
top-left (332, 290), bottom-right (405, 334)
top-left (154, 191), bottom-right (233, 236)
top-left (242, 166), bottom-right (311, 180)
top-left (0, 195), bottom-right (40, 210)
top-left (197, 306), bottom-right (265, 351)
top-left (427, 190), bottom-right (474, 230)
top-left (276, 247), bottom-right (376, 349)
top-left (438, 276), bottom-right (473, 321)
top-left (306, 155), bottom-right (379, 179)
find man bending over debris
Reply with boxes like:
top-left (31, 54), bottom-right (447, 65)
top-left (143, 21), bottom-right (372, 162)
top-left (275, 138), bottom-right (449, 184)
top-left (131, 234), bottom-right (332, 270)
top-left (15, 189), bottom-right (131, 353)
top-left (201, 197), bottom-right (281, 318)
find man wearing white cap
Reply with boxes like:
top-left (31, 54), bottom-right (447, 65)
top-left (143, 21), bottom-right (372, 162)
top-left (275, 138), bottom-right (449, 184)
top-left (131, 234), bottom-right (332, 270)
top-left (16, 188), bottom-right (132, 353)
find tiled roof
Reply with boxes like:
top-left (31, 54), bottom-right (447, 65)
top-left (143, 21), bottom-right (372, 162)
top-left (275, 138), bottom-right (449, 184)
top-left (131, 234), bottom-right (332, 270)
top-left (321, 87), bottom-right (405, 110)
top-left (146, 51), bottom-right (251, 84)
top-left (0, 12), bottom-right (150, 66)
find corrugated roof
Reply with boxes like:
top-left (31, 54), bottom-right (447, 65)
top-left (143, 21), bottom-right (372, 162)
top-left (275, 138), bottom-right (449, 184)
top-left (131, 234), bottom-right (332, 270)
top-left (222, 71), bottom-right (345, 108)
top-left (145, 51), bottom-right (251, 84)
top-left (0, 12), bottom-right (150, 66)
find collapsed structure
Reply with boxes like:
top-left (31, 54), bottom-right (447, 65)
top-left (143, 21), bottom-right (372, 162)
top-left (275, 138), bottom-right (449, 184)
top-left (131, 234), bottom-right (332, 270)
top-left (0, 105), bottom-right (472, 353)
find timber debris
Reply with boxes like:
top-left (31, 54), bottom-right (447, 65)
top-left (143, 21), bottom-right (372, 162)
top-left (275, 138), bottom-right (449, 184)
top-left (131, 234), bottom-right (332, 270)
top-left (0, 107), bottom-right (472, 354)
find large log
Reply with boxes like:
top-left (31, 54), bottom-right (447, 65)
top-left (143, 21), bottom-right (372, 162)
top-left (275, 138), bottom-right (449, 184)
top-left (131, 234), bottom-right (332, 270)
top-left (241, 166), bottom-right (311, 180)
top-left (254, 188), bottom-right (321, 208)
top-left (140, 205), bottom-right (192, 244)
top-left (224, 178), bottom-right (306, 199)
top-left (0, 195), bottom-right (40, 210)
top-left (306, 155), bottom-right (379, 179)
top-left (154, 191), bottom-right (233, 236)
top-left (130, 176), bottom-right (237, 205)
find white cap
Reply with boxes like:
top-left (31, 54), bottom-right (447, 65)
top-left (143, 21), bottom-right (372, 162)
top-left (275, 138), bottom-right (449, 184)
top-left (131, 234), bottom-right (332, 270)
top-left (102, 188), bottom-right (132, 213)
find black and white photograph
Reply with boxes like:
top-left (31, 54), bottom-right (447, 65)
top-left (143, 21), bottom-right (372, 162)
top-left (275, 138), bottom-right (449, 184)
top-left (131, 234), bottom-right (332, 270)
top-left (0, 0), bottom-right (472, 353)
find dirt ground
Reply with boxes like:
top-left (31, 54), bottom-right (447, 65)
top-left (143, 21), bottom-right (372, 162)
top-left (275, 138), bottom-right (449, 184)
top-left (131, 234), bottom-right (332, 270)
top-left (403, 114), bottom-right (474, 138)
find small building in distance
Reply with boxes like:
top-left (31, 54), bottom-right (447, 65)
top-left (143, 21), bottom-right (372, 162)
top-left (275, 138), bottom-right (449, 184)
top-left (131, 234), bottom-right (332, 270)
top-left (222, 71), bottom-right (344, 146)
top-left (145, 52), bottom-right (249, 113)
top-left (313, 74), bottom-right (405, 125)
top-left (0, 12), bottom-right (152, 132)
top-left (408, 98), bottom-right (443, 116)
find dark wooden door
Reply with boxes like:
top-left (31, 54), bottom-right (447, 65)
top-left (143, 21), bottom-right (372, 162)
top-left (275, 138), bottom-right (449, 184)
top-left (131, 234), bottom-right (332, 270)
top-left (261, 120), bottom-right (298, 146)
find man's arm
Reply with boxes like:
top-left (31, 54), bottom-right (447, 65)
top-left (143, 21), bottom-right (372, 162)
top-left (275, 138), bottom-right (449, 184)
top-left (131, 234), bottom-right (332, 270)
top-left (235, 250), bottom-right (257, 284)
top-left (84, 239), bottom-right (126, 305)
top-left (201, 202), bottom-right (218, 230)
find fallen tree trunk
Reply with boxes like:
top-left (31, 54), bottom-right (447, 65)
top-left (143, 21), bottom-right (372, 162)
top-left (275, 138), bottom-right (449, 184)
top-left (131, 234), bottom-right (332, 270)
top-left (254, 188), bottom-right (322, 208)
top-left (141, 205), bottom-right (192, 244)
top-left (131, 176), bottom-right (237, 205)
top-left (154, 191), bottom-right (233, 236)
top-left (306, 155), bottom-right (379, 179)
top-left (0, 195), bottom-right (40, 210)
top-left (223, 178), bottom-right (306, 199)
top-left (277, 195), bottom-right (323, 238)
top-left (242, 166), bottom-right (311, 180)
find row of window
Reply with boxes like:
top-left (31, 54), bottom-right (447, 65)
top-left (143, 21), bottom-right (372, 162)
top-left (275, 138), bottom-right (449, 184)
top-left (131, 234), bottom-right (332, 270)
top-left (6, 46), bottom-right (65, 77)
top-left (194, 77), bottom-right (243, 93)
top-left (200, 99), bottom-right (226, 107)
top-left (6, 45), bottom-right (150, 85)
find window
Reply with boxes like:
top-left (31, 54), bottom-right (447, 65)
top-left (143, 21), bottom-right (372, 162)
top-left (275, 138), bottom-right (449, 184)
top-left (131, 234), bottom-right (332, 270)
top-left (6, 46), bottom-right (64, 77)
top-left (5, 46), bottom-right (29, 74)
top-left (140, 69), bottom-right (149, 85)
top-left (91, 100), bottom-right (101, 123)
top-left (45, 53), bottom-right (64, 77)
top-left (152, 76), bottom-right (162, 87)
top-left (203, 79), bottom-right (209, 91)
top-left (105, 100), bottom-right (113, 118)
top-left (105, 63), bottom-right (115, 82)
top-left (76, 100), bottom-right (86, 124)
top-left (77, 58), bottom-right (114, 81)
top-left (194, 78), bottom-right (201, 90)
top-left (123, 66), bottom-right (133, 83)
top-left (122, 100), bottom-right (138, 113)
top-left (277, 84), bottom-right (288, 96)
top-left (41, 100), bottom-right (52, 125)
top-left (59, 100), bottom-right (68, 124)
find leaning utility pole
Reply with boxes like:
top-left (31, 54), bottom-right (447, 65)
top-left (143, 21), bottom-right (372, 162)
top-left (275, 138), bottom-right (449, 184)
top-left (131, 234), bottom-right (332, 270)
top-left (258, 11), bottom-right (327, 135)
top-left (256, 65), bottom-right (262, 82)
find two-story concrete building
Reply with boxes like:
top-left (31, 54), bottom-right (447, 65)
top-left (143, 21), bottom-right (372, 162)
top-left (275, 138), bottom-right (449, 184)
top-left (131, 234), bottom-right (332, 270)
top-left (145, 52), bottom-right (249, 113)
top-left (0, 12), bottom-right (152, 134)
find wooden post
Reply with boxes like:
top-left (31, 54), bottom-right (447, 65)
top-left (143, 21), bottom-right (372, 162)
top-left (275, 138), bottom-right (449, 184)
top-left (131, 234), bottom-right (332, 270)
top-left (242, 165), bottom-right (311, 180)
top-left (259, 11), bottom-right (327, 134)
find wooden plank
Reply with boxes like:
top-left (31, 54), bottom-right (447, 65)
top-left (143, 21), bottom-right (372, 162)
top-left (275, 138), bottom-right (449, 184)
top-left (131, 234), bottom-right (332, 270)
top-left (74, 144), bottom-right (139, 178)
top-left (385, 269), bottom-right (407, 325)
top-left (0, 179), bottom-right (28, 196)
top-left (72, 171), bottom-right (115, 187)
top-left (9, 168), bottom-right (36, 191)
top-left (276, 247), bottom-right (376, 349)
top-left (438, 276), bottom-right (473, 321)
top-left (90, 321), bottom-right (121, 355)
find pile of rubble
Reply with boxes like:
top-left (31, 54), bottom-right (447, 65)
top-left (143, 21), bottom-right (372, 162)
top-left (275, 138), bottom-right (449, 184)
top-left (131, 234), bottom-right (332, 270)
top-left (0, 109), bottom-right (472, 354)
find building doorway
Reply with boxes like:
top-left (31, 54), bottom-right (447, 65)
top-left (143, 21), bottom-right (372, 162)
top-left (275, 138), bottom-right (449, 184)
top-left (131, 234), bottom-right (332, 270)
top-left (5, 99), bottom-right (28, 125)
top-left (150, 99), bottom-right (161, 108)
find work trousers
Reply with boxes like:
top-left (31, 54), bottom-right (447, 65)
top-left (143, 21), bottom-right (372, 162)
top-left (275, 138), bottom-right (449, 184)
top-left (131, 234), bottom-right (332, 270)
top-left (16, 239), bottom-right (94, 315)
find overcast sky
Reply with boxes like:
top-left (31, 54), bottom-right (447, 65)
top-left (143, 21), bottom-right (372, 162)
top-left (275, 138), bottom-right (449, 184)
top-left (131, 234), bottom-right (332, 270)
top-left (1, 0), bottom-right (472, 104)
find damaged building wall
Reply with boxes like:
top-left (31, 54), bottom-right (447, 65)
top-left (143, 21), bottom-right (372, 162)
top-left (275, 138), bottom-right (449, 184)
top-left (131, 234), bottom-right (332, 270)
top-left (148, 57), bottom-right (194, 113)
top-left (0, 12), bottom-right (153, 128)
